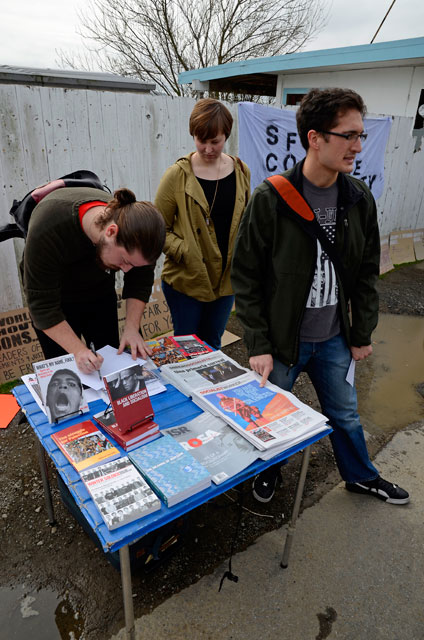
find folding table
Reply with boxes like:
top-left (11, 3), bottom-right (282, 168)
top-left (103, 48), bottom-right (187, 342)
top-left (13, 382), bottom-right (331, 640)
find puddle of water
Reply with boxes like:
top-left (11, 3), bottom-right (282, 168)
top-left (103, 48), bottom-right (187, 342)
top-left (0, 585), bottom-right (84, 640)
top-left (357, 313), bottom-right (424, 434)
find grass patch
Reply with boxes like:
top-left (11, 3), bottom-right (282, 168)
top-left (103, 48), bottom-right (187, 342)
top-left (379, 259), bottom-right (423, 279)
top-left (0, 379), bottom-right (20, 394)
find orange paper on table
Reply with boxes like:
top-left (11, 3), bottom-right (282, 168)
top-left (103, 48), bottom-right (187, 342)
top-left (0, 394), bottom-right (20, 428)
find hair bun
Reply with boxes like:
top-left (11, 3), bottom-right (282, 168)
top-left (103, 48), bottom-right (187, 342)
top-left (113, 188), bottom-right (136, 206)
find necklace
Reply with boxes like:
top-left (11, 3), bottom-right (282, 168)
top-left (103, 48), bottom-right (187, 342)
top-left (208, 155), bottom-right (222, 221)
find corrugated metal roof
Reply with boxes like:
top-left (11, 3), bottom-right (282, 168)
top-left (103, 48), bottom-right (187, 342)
top-left (0, 65), bottom-right (155, 92)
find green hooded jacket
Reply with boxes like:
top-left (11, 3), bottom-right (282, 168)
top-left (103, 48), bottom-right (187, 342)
top-left (231, 161), bottom-right (380, 366)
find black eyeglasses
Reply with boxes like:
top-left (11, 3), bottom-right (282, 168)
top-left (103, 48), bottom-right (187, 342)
top-left (320, 130), bottom-right (368, 142)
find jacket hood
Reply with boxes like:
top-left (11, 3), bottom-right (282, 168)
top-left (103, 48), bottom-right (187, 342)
top-left (175, 153), bottom-right (195, 176)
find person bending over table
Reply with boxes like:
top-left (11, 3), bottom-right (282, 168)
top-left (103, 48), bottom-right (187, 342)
top-left (23, 186), bottom-right (165, 374)
top-left (155, 98), bottom-right (250, 349)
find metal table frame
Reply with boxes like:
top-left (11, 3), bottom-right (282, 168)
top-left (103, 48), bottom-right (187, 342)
top-left (15, 384), bottom-right (330, 640)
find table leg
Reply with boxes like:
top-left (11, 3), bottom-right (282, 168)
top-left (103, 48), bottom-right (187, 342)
top-left (35, 437), bottom-right (56, 526)
top-left (280, 445), bottom-right (311, 569)
top-left (120, 545), bottom-right (135, 640)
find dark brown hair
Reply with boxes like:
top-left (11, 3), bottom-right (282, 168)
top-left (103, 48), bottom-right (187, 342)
top-left (296, 88), bottom-right (367, 150)
top-left (97, 188), bottom-right (165, 263)
top-left (189, 98), bottom-right (233, 141)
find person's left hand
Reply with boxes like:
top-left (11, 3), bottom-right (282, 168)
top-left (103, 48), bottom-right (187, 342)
top-left (117, 327), bottom-right (152, 360)
top-left (351, 344), bottom-right (373, 361)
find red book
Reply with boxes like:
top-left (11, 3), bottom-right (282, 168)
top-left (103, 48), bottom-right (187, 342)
top-left (51, 420), bottom-right (120, 472)
top-left (93, 410), bottom-right (160, 451)
top-left (103, 363), bottom-right (154, 434)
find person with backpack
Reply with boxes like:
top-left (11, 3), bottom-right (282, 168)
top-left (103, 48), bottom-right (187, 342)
top-left (155, 98), bottom-right (250, 349)
top-left (231, 88), bottom-right (409, 506)
top-left (22, 186), bottom-right (165, 374)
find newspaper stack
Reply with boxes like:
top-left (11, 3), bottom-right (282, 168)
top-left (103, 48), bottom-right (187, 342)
top-left (161, 351), bottom-right (329, 454)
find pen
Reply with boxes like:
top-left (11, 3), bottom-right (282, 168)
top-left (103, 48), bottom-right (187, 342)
top-left (89, 341), bottom-right (102, 381)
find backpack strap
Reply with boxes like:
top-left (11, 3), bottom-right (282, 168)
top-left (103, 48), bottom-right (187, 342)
top-left (1, 170), bottom-right (109, 242)
top-left (265, 174), bottom-right (350, 294)
top-left (266, 174), bottom-right (314, 221)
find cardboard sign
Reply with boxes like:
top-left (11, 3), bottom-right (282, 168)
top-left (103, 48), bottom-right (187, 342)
top-left (117, 278), bottom-right (173, 340)
top-left (389, 231), bottom-right (416, 265)
top-left (379, 235), bottom-right (394, 275)
top-left (0, 307), bottom-right (44, 384)
top-left (413, 229), bottom-right (424, 261)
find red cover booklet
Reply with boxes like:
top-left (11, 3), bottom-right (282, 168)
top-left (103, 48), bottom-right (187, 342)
top-left (93, 410), bottom-right (160, 451)
top-left (103, 364), bottom-right (154, 434)
top-left (51, 420), bottom-right (120, 472)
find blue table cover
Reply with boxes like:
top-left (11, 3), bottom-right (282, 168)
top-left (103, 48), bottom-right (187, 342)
top-left (13, 383), bottom-right (332, 553)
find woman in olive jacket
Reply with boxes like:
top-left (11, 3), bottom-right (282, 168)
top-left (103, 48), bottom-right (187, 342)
top-left (155, 99), bottom-right (250, 349)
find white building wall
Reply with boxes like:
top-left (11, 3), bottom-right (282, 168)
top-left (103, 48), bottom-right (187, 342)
top-left (0, 83), bottom-right (422, 313)
top-left (278, 65), bottom-right (423, 118)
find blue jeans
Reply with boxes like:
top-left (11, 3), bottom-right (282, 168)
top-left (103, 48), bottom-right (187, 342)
top-left (269, 334), bottom-right (378, 484)
top-left (162, 281), bottom-right (234, 350)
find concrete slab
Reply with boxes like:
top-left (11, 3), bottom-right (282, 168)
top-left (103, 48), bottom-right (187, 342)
top-left (111, 422), bottom-right (424, 640)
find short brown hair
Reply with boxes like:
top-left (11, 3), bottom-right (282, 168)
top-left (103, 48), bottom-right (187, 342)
top-left (296, 88), bottom-right (366, 150)
top-left (189, 98), bottom-right (233, 141)
top-left (97, 188), bottom-right (165, 263)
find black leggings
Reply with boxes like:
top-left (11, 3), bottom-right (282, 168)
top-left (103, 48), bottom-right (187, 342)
top-left (33, 292), bottom-right (120, 360)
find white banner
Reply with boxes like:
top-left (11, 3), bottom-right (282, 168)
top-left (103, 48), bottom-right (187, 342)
top-left (238, 102), bottom-right (392, 200)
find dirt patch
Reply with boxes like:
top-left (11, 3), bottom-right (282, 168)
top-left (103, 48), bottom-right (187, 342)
top-left (1, 262), bottom-right (423, 639)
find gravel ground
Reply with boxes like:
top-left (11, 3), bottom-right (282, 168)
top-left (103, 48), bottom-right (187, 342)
top-left (1, 261), bottom-right (423, 640)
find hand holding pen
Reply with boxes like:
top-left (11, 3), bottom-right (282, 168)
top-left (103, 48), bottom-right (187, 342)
top-left (88, 341), bottom-right (103, 380)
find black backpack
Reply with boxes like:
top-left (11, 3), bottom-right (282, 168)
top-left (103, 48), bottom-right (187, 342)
top-left (0, 169), bottom-right (110, 241)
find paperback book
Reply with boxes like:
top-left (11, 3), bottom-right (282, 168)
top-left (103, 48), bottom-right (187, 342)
top-left (145, 336), bottom-right (188, 367)
top-left (168, 335), bottom-right (213, 358)
top-left (93, 409), bottom-right (160, 451)
top-left (51, 420), bottom-right (120, 472)
top-left (103, 363), bottom-right (154, 434)
top-left (21, 373), bottom-right (46, 415)
top-left (33, 354), bottom-right (89, 424)
top-left (129, 434), bottom-right (211, 507)
top-left (162, 412), bottom-right (258, 484)
top-left (80, 457), bottom-right (161, 530)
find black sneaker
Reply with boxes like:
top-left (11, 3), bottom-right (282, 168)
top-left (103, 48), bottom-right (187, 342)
top-left (345, 476), bottom-right (410, 505)
top-left (252, 465), bottom-right (281, 503)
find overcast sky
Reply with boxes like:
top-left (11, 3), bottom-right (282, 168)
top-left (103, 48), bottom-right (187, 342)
top-left (0, 0), bottom-right (422, 70)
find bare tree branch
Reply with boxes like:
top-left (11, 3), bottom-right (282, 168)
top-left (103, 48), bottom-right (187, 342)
top-left (57, 0), bottom-right (329, 98)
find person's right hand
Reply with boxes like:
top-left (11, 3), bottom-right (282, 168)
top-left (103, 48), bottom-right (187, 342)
top-left (249, 354), bottom-right (273, 387)
top-left (75, 346), bottom-right (104, 375)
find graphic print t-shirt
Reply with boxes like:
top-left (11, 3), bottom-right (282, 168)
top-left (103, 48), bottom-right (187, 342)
top-left (299, 176), bottom-right (340, 342)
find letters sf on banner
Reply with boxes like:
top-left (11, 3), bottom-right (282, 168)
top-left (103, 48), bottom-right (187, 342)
top-left (238, 102), bottom-right (392, 200)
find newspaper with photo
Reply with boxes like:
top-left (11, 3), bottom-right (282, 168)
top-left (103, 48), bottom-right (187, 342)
top-left (161, 350), bottom-right (328, 452)
top-left (194, 372), bottom-right (328, 452)
top-left (160, 350), bottom-right (250, 397)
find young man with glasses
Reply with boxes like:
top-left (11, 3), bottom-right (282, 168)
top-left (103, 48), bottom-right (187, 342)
top-left (231, 88), bottom-right (409, 505)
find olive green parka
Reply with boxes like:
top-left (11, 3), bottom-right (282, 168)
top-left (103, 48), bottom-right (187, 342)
top-left (155, 153), bottom-right (250, 302)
